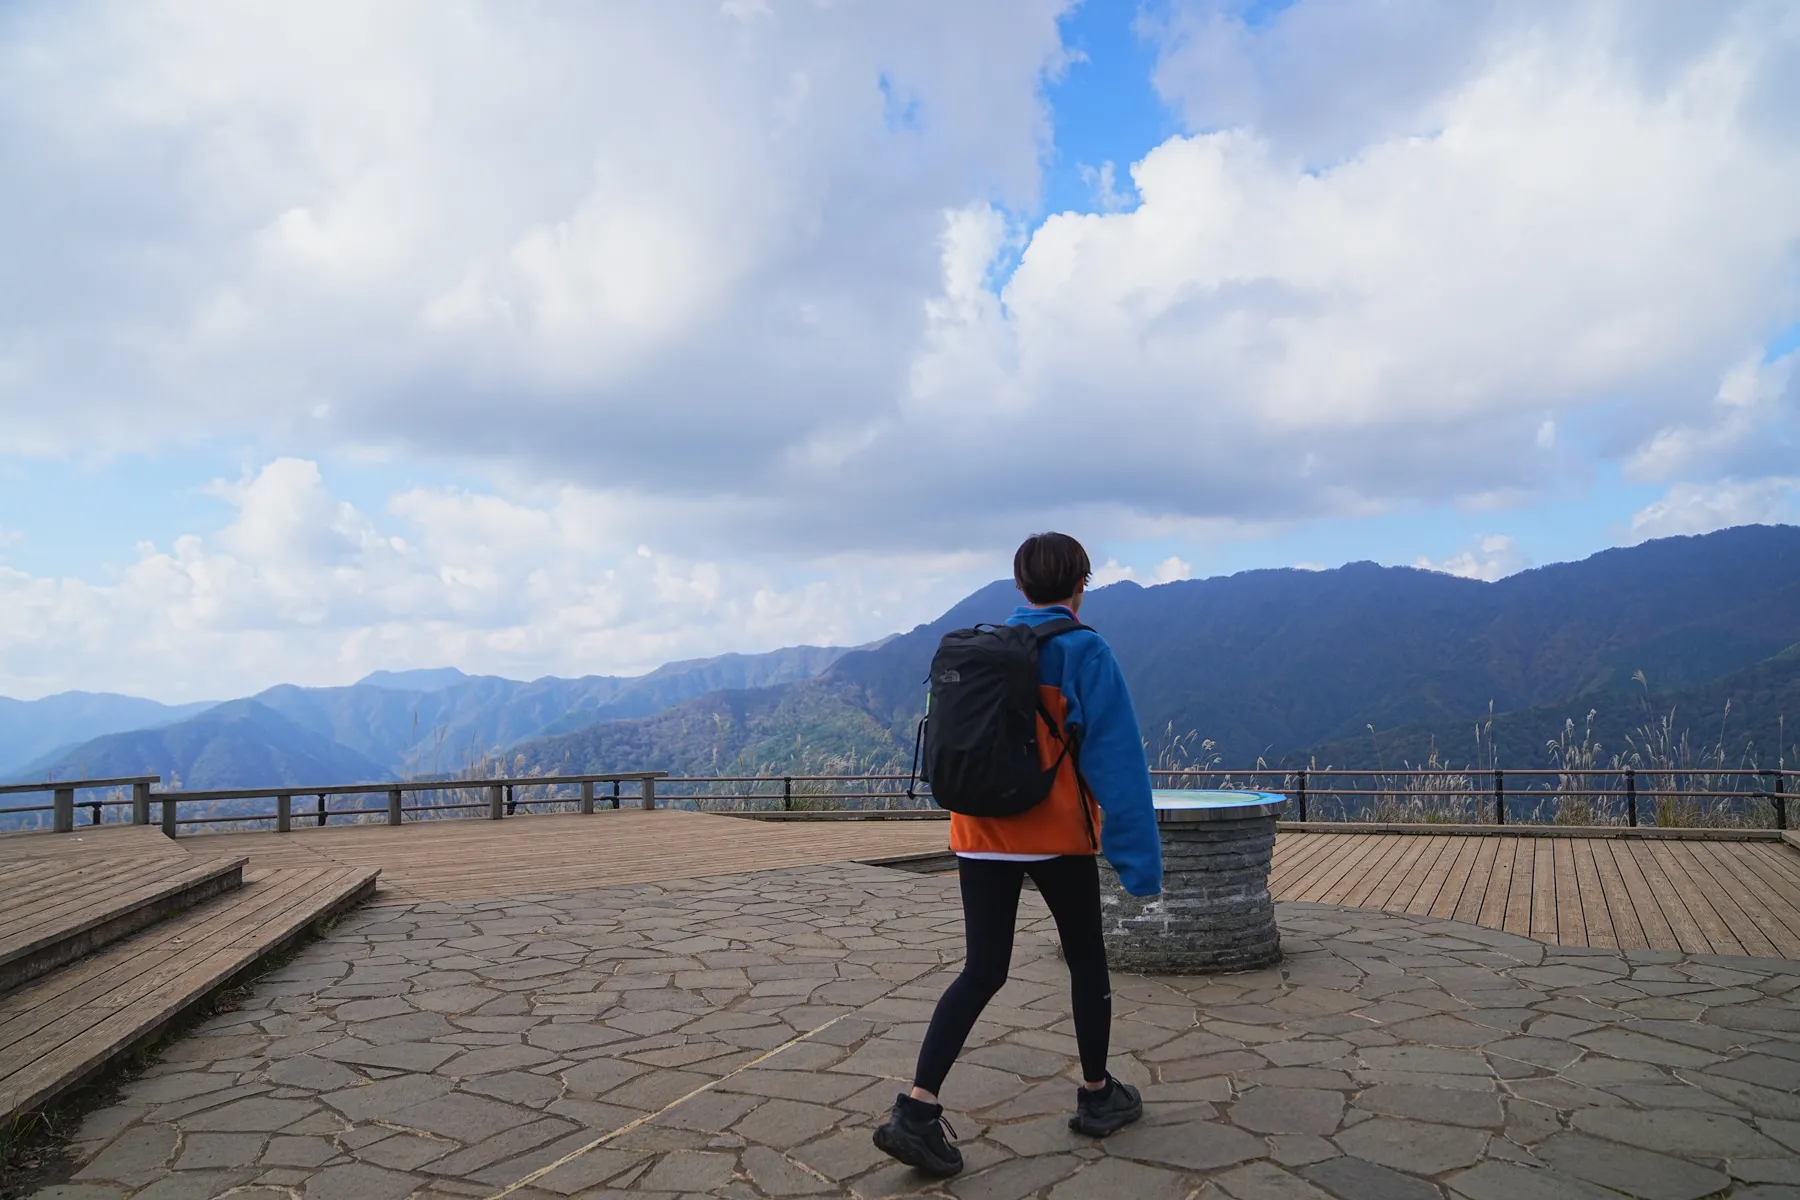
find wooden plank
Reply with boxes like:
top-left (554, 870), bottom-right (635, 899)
top-left (1528, 838), bottom-right (1558, 942)
top-left (188, 811), bottom-right (952, 901)
top-left (1733, 844), bottom-right (1800, 915)
top-left (1346, 834), bottom-right (1431, 909)
top-left (1474, 837), bottom-right (1516, 930)
top-left (0, 856), bottom-right (194, 940)
top-left (0, 826), bottom-right (183, 864)
top-left (1660, 842), bottom-right (1778, 958)
top-left (0, 858), bottom-right (244, 993)
top-left (0, 867), bottom-right (361, 1061)
top-left (0, 867), bottom-right (326, 1032)
top-left (0, 868), bottom-right (376, 1119)
top-left (1275, 834), bottom-right (1360, 898)
top-left (1627, 841), bottom-right (1714, 954)
top-left (1500, 840), bottom-right (1535, 935)
top-left (1451, 835), bottom-right (1501, 925)
top-left (1552, 838), bottom-right (1588, 947)
top-left (1720, 846), bottom-right (1800, 950)
top-left (1603, 839), bottom-right (1678, 950)
top-left (1373, 835), bottom-right (1447, 913)
top-left (1644, 839), bottom-right (1747, 956)
top-left (1746, 840), bottom-right (1800, 888)
top-left (1684, 842), bottom-right (1800, 957)
top-left (1419, 835), bottom-right (1478, 918)
top-left (1569, 839), bottom-right (1615, 948)
top-left (1269, 834), bottom-right (1339, 892)
top-left (1588, 839), bottom-right (1645, 950)
top-left (1308, 834), bottom-right (1393, 906)
top-left (1328, 833), bottom-right (1419, 908)
top-left (0, 857), bottom-right (240, 951)
top-left (1284, 835), bottom-right (1374, 903)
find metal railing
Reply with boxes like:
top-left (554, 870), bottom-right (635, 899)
top-left (1150, 767), bottom-right (1794, 830)
top-left (0, 776), bottom-right (161, 833)
top-left (2, 765), bottom-right (1793, 836)
top-left (655, 773), bottom-right (930, 813)
top-left (0, 773), bottom-right (663, 836)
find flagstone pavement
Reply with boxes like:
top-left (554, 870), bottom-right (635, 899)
top-left (34, 862), bottom-right (1800, 1200)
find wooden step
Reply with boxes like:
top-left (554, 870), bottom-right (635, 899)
top-left (0, 855), bottom-right (247, 995)
top-left (0, 865), bottom-right (379, 1122)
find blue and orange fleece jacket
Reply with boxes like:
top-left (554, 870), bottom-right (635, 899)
top-left (947, 604), bottom-right (1163, 896)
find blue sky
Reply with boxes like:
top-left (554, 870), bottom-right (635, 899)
top-left (0, 0), bottom-right (1796, 699)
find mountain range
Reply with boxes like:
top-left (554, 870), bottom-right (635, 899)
top-left (12, 525), bottom-right (1800, 794)
top-left (512, 524), bottom-right (1800, 778)
top-left (8, 644), bottom-right (851, 788)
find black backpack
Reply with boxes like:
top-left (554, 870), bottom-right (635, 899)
top-left (914, 619), bottom-right (1086, 817)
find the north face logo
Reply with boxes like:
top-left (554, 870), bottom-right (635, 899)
top-left (936, 669), bottom-right (961, 683)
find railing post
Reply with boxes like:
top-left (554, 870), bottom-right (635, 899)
top-left (1493, 769), bottom-right (1505, 826)
top-left (53, 786), bottom-right (74, 834)
top-left (317, 793), bottom-right (328, 827)
top-left (505, 785), bottom-right (517, 816)
top-left (277, 793), bottom-right (292, 833)
top-left (1625, 768), bottom-right (1638, 827)
top-left (1770, 770), bottom-right (1786, 831)
top-left (388, 787), bottom-right (403, 826)
top-left (581, 780), bottom-right (595, 814)
top-left (132, 780), bottom-right (151, 825)
top-left (488, 783), bottom-right (504, 820)
top-left (784, 775), bottom-right (792, 812)
top-left (88, 795), bottom-right (103, 825)
top-left (1296, 769), bottom-right (1308, 822)
top-left (641, 777), bottom-right (656, 811)
top-left (612, 780), bottom-right (621, 809)
top-left (162, 794), bottom-right (177, 838)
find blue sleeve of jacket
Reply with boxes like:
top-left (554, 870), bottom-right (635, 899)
top-left (1071, 643), bottom-right (1162, 896)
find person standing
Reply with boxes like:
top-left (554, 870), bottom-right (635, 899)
top-left (873, 532), bottom-right (1163, 1177)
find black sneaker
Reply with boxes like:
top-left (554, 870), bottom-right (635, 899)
top-left (872, 1093), bottom-right (963, 1177)
top-left (1068, 1076), bottom-right (1143, 1136)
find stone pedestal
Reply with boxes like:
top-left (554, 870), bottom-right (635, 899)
top-left (1100, 791), bottom-right (1284, 974)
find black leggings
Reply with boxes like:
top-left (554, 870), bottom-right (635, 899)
top-left (913, 855), bottom-right (1111, 1095)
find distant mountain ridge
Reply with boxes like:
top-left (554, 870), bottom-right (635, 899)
top-left (0, 692), bottom-right (217, 777)
top-left (14, 526), bottom-right (1800, 797)
top-left (35, 700), bottom-right (391, 791)
top-left (507, 525), bottom-right (1800, 778)
top-left (14, 643), bottom-right (853, 790)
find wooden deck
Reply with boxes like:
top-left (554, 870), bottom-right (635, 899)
top-left (0, 850), bottom-right (245, 993)
top-left (1272, 829), bottom-right (1800, 958)
top-left (0, 826), bottom-right (380, 1122)
top-left (187, 808), bottom-right (954, 901)
top-left (164, 810), bottom-right (1800, 958)
top-left (1, 811), bottom-right (1796, 1124)
top-left (0, 865), bottom-right (376, 1120)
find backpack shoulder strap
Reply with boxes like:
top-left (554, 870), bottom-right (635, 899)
top-left (1027, 616), bottom-right (1086, 643)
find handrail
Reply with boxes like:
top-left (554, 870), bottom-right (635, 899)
top-left (1149, 766), bottom-right (1795, 829)
top-left (0, 775), bottom-right (160, 796)
top-left (153, 771), bottom-right (665, 802)
top-left (2, 766), bottom-right (1793, 836)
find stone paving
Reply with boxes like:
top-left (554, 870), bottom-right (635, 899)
top-left (33, 862), bottom-right (1800, 1200)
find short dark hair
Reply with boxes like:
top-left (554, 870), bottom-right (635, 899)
top-left (1013, 532), bottom-right (1092, 604)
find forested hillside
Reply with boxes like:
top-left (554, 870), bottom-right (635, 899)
top-left (511, 525), bottom-right (1800, 776)
top-left (20, 526), bottom-right (1799, 791)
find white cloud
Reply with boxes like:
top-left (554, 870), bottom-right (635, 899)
top-left (1151, 556), bottom-right (1193, 584)
top-left (0, 1), bottom-right (1794, 558)
top-left (1415, 534), bottom-right (1530, 582)
top-left (0, 460), bottom-right (990, 701)
top-left (0, 1), bottom-right (1067, 487)
top-left (3, 0), bottom-right (1800, 690)
top-left (1627, 478), bottom-right (1800, 542)
top-left (1088, 554), bottom-right (1194, 588)
top-left (1626, 351), bottom-right (1797, 485)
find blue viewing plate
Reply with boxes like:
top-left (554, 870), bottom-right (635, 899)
top-left (1149, 789), bottom-right (1287, 823)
